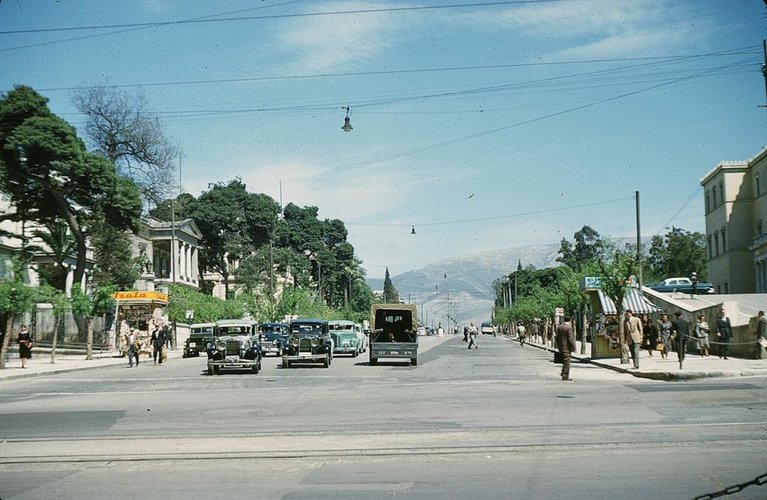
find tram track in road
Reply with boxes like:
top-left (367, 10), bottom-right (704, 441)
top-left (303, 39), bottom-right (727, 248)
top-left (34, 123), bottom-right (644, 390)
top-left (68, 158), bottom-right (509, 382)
top-left (3, 438), bottom-right (765, 465)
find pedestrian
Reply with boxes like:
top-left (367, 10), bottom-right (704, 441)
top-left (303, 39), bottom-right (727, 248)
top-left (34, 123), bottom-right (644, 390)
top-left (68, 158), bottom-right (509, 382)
top-left (468, 322), bottom-right (478, 349)
top-left (151, 326), bottom-right (166, 365)
top-left (641, 314), bottom-right (658, 358)
top-left (695, 315), bottom-right (710, 357)
top-left (463, 325), bottom-right (469, 343)
top-left (555, 316), bottom-right (576, 381)
top-left (16, 325), bottom-right (32, 369)
top-left (658, 314), bottom-right (673, 359)
top-left (162, 324), bottom-right (172, 349)
top-left (125, 328), bottom-right (140, 367)
top-left (715, 308), bottom-right (733, 359)
top-left (517, 323), bottom-right (526, 347)
top-left (622, 309), bottom-right (643, 369)
top-left (671, 311), bottom-right (690, 363)
top-left (757, 310), bottom-right (767, 358)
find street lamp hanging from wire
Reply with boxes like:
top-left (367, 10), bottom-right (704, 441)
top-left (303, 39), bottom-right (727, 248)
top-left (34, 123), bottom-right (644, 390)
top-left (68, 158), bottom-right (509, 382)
top-left (341, 105), bottom-right (353, 132)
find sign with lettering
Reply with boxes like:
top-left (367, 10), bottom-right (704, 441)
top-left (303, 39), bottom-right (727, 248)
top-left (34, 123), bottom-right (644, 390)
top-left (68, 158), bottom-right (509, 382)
top-left (112, 291), bottom-right (169, 303)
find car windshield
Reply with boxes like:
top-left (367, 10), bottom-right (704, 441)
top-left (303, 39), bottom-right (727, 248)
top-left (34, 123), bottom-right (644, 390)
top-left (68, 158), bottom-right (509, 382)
top-left (262, 332), bottom-right (284, 341)
top-left (218, 326), bottom-right (252, 335)
top-left (258, 324), bottom-right (286, 334)
top-left (291, 324), bottom-right (323, 335)
top-left (191, 326), bottom-right (213, 334)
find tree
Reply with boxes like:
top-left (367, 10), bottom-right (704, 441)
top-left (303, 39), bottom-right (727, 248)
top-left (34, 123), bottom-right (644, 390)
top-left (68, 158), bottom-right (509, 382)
top-left (71, 284), bottom-right (115, 360)
top-left (598, 249), bottom-right (636, 351)
top-left (647, 227), bottom-right (707, 282)
top-left (557, 225), bottom-right (605, 271)
top-left (88, 218), bottom-right (141, 289)
top-left (28, 219), bottom-right (76, 291)
top-left (383, 267), bottom-right (400, 303)
top-left (72, 85), bottom-right (178, 206)
top-left (0, 86), bottom-right (142, 288)
top-left (0, 269), bottom-right (35, 369)
top-left (191, 180), bottom-right (280, 298)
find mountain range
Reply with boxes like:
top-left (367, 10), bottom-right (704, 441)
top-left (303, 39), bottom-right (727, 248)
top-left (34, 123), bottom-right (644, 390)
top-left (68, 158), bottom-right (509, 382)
top-left (366, 243), bottom-right (563, 328)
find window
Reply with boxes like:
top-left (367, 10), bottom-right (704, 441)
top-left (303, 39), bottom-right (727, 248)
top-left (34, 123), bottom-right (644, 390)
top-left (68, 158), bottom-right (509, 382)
top-left (758, 221), bottom-right (763, 237)
top-left (721, 227), bottom-right (726, 252)
top-left (707, 236), bottom-right (712, 259)
top-left (757, 176), bottom-right (762, 197)
top-left (719, 182), bottom-right (724, 205)
top-left (714, 234), bottom-right (719, 256)
top-left (705, 191), bottom-right (710, 212)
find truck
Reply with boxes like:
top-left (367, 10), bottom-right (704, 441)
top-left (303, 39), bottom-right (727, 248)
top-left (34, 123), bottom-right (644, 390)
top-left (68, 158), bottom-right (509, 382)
top-left (369, 304), bottom-right (418, 366)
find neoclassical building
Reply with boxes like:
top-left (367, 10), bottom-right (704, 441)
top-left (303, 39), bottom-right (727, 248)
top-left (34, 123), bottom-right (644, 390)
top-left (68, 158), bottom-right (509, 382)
top-left (701, 147), bottom-right (767, 293)
top-left (0, 195), bottom-right (201, 292)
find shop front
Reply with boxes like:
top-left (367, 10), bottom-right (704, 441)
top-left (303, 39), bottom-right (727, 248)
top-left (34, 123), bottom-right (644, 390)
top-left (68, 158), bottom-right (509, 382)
top-left (111, 291), bottom-right (169, 356)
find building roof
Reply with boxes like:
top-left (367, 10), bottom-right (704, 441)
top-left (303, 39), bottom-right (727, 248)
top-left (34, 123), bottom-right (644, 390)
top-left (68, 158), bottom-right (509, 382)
top-left (596, 288), bottom-right (661, 315)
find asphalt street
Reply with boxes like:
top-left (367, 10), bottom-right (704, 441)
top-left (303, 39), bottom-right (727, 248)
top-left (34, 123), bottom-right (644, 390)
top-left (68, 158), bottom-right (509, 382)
top-left (1, 334), bottom-right (766, 500)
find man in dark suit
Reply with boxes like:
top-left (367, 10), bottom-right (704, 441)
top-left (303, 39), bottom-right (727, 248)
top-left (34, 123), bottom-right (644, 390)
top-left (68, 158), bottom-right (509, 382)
top-left (672, 312), bottom-right (690, 367)
top-left (715, 308), bottom-right (733, 359)
top-left (555, 316), bottom-right (576, 381)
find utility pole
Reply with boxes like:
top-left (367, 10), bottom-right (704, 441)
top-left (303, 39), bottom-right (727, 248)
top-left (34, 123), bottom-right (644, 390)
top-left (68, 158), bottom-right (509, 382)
top-left (761, 39), bottom-right (767, 108)
top-left (636, 190), bottom-right (642, 289)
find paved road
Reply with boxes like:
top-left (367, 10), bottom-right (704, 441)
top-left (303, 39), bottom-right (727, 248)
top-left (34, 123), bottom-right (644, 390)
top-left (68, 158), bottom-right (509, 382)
top-left (1, 335), bottom-right (766, 499)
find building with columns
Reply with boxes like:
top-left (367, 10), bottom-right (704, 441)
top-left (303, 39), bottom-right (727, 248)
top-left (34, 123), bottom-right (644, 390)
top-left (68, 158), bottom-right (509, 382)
top-left (1, 194), bottom-right (202, 293)
top-left (131, 216), bottom-right (202, 292)
top-left (701, 147), bottom-right (767, 293)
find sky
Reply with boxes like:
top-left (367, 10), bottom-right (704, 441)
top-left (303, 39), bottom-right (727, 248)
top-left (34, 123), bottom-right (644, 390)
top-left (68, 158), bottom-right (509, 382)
top-left (1, 0), bottom-right (766, 279)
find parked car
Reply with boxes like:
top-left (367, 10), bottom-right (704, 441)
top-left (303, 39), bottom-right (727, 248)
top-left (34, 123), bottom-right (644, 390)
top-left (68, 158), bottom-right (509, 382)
top-left (328, 320), bottom-right (367, 356)
top-left (257, 322), bottom-right (289, 356)
top-left (650, 277), bottom-right (714, 294)
top-left (206, 319), bottom-right (261, 375)
top-left (282, 319), bottom-right (333, 368)
top-left (183, 322), bottom-right (214, 358)
top-left (480, 322), bottom-right (495, 335)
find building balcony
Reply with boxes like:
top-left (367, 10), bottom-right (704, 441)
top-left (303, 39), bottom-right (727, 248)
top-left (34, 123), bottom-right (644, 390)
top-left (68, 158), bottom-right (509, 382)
top-left (749, 233), bottom-right (767, 251)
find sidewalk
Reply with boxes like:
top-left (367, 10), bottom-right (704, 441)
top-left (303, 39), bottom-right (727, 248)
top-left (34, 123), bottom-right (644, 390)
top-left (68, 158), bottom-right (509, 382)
top-left (0, 348), bottom-right (185, 381)
top-left (508, 336), bottom-right (767, 381)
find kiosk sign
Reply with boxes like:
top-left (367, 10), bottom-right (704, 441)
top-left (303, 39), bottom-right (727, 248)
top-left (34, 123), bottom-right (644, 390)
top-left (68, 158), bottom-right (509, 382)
top-left (112, 291), bottom-right (168, 303)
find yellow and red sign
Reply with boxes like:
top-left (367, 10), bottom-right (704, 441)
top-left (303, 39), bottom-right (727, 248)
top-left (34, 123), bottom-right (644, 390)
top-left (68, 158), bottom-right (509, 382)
top-left (112, 291), bottom-right (169, 303)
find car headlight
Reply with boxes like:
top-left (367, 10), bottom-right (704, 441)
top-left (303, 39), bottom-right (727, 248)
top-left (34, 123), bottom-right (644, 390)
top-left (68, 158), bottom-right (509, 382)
top-left (290, 336), bottom-right (299, 347)
top-left (311, 337), bottom-right (319, 347)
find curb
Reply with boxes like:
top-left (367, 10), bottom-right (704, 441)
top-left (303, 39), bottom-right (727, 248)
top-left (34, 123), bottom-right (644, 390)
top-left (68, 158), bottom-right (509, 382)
top-left (503, 334), bottom-right (765, 381)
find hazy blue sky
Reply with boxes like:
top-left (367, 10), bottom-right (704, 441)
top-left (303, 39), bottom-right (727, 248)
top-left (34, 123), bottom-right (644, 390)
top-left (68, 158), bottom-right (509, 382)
top-left (2, 1), bottom-right (765, 278)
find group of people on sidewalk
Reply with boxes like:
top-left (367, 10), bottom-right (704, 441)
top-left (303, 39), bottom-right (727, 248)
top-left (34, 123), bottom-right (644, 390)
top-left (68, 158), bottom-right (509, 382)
top-left (122, 325), bottom-right (169, 367)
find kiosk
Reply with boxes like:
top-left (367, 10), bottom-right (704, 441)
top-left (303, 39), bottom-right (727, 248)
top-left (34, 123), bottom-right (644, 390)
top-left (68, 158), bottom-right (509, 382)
top-left (112, 291), bottom-right (169, 356)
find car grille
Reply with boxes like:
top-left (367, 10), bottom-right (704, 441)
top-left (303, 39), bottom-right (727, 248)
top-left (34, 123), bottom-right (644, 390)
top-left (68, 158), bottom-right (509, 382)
top-left (225, 340), bottom-right (240, 355)
top-left (298, 337), bottom-right (314, 353)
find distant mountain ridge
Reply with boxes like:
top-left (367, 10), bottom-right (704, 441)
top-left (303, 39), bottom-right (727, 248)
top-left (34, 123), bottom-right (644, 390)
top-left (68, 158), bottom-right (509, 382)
top-left (366, 243), bottom-right (562, 326)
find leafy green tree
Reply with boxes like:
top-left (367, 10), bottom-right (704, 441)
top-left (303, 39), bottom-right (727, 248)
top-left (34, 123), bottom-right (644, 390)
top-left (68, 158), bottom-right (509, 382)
top-left (88, 218), bottom-right (141, 289)
top-left (598, 249), bottom-right (636, 343)
top-left (71, 284), bottom-right (115, 360)
top-left (0, 86), bottom-right (142, 288)
top-left (28, 219), bottom-right (76, 291)
top-left (0, 273), bottom-right (35, 369)
top-left (647, 227), bottom-right (707, 282)
top-left (33, 284), bottom-right (70, 364)
top-left (557, 225), bottom-right (605, 271)
top-left (382, 267), bottom-right (400, 303)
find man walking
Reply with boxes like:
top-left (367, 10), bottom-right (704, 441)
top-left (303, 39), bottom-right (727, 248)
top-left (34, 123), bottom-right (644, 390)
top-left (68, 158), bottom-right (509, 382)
top-left (151, 326), bottom-right (166, 365)
top-left (468, 322), bottom-right (478, 349)
top-left (672, 311), bottom-right (690, 366)
top-left (126, 328), bottom-right (139, 368)
top-left (555, 316), bottom-right (576, 381)
top-left (715, 308), bottom-right (733, 359)
top-left (623, 309), bottom-right (643, 369)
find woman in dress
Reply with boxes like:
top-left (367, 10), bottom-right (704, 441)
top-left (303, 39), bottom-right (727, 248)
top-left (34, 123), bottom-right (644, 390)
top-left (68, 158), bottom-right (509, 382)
top-left (658, 314), bottom-right (673, 360)
top-left (641, 314), bottom-right (658, 358)
top-left (17, 325), bottom-right (32, 368)
top-left (695, 314), bottom-right (711, 357)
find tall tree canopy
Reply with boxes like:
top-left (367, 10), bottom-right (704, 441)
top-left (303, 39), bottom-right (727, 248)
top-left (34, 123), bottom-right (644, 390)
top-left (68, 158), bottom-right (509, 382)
top-left (0, 86), bottom-right (142, 286)
top-left (557, 225), bottom-right (605, 271)
top-left (647, 227), bottom-right (707, 281)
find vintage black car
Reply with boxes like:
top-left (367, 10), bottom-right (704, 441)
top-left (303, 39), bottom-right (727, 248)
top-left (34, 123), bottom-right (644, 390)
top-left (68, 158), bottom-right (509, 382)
top-left (183, 322), bottom-right (214, 358)
top-left (206, 319), bottom-right (262, 375)
top-left (257, 322), bottom-right (289, 356)
top-left (282, 319), bottom-right (333, 368)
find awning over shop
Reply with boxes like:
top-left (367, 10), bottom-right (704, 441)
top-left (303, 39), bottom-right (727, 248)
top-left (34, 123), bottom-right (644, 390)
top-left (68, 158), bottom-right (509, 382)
top-left (597, 288), bottom-right (660, 315)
